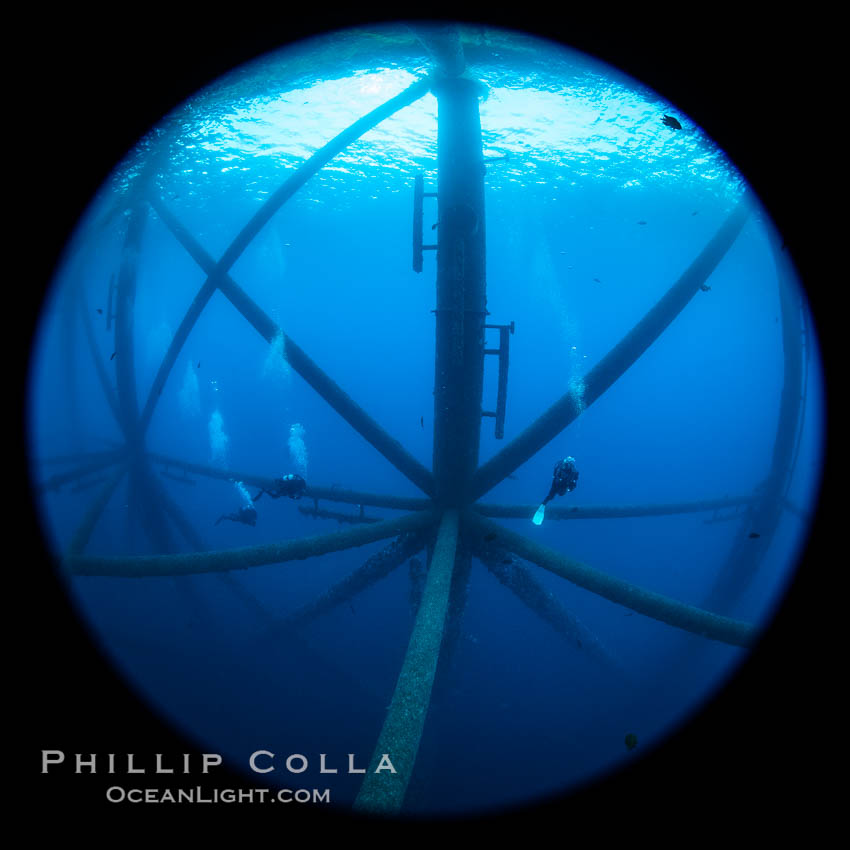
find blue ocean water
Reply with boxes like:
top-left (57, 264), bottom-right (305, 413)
top-left (26, 25), bottom-right (824, 817)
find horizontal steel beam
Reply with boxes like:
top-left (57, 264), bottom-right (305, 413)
top-left (67, 510), bottom-right (436, 578)
top-left (38, 450), bottom-right (127, 492)
top-left (474, 495), bottom-right (753, 521)
top-left (146, 452), bottom-right (432, 511)
top-left (464, 511), bottom-right (756, 648)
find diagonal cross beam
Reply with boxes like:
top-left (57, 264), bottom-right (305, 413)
top-left (145, 195), bottom-right (434, 496)
top-left (258, 529), bottom-right (431, 641)
top-left (469, 194), bottom-right (752, 501)
top-left (132, 79), bottom-right (434, 495)
top-left (464, 510), bottom-right (755, 648)
top-left (473, 540), bottom-right (628, 679)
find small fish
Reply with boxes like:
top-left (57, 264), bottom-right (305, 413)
top-left (699, 283), bottom-right (711, 292)
top-left (502, 557), bottom-right (512, 564)
top-left (624, 612), bottom-right (634, 617)
top-left (197, 361), bottom-right (201, 368)
top-left (431, 222), bottom-right (439, 230)
top-left (662, 114), bottom-right (682, 130)
top-left (692, 211), bottom-right (699, 216)
top-left (110, 352), bottom-right (116, 360)
top-left (749, 532), bottom-right (761, 539)
top-left (96, 308), bottom-right (103, 315)
top-left (507, 473), bottom-right (519, 481)
top-left (637, 220), bottom-right (647, 225)
top-left (349, 601), bottom-right (356, 615)
top-left (576, 639), bottom-right (582, 649)
top-left (624, 733), bottom-right (638, 751)
top-left (420, 416), bottom-right (424, 428)
top-left (484, 532), bottom-right (497, 542)
top-left (592, 277), bottom-right (601, 283)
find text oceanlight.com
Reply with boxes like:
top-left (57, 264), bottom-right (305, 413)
top-left (105, 786), bottom-right (330, 804)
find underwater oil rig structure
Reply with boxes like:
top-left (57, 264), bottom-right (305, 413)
top-left (40, 25), bottom-right (809, 814)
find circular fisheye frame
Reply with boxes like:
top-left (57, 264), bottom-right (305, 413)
top-left (27, 23), bottom-right (824, 818)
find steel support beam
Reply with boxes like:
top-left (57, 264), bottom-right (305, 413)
top-left (78, 281), bottom-right (122, 428)
top-left (704, 215), bottom-right (806, 610)
top-left (38, 450), bottom-right (126, 493)
top-left (353, 510), bottom-right (458, 815)
top-left (146, 452), bottom-right (432, 512)
top-left (475, 495), bottom-right (752, 521)
top-left (260, 530), bottom-right (430, 639)
top-left (464, 511), bottom-right (755, 648)
top-left (146, 196), bottom-right (434, 497)
top-left (431, 75), bottom-right (488, 505)
top-left (67, 510), bottom-right (435, 578)
top-left (474, 541), bottom-right (628, 679)
top-left (409, 24), bottom-right (466, 77)
top-left (469, 195), bottom-right (752, 501)
top-left (65, 462), bottom-right (129, 558)
top-left (137, 77), bottom-right (432, 438)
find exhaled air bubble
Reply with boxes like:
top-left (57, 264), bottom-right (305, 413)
top-left (262, 329), bottom-right (291, 383)
top-left (178, 357), bottom-right (200, 419)
top-left (569, 374), bottom-right (586, 415)
top-left (288, 422), bottom-right (308, 477)
top-left (234, 480), bottom-right (252, 508)
top-left (208, 408), bottom-right (230, 469)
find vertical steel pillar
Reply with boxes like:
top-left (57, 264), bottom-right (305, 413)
top-left (431, 76), bottom-right (488, 506)
top-left (703, 218), bottom-right (805, 611)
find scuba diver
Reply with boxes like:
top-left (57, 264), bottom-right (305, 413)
top-left (215, 479), bottom-right (259, 527)
top-left (253, 473), bottom-right (307, 502)
top-left (532, 456), bottom-right (579, 526)
top-left (214, 504), bottom-right (258, 527)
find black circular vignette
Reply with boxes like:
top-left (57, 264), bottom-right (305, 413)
top-left (16, 12), bottom-right (833, 833)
